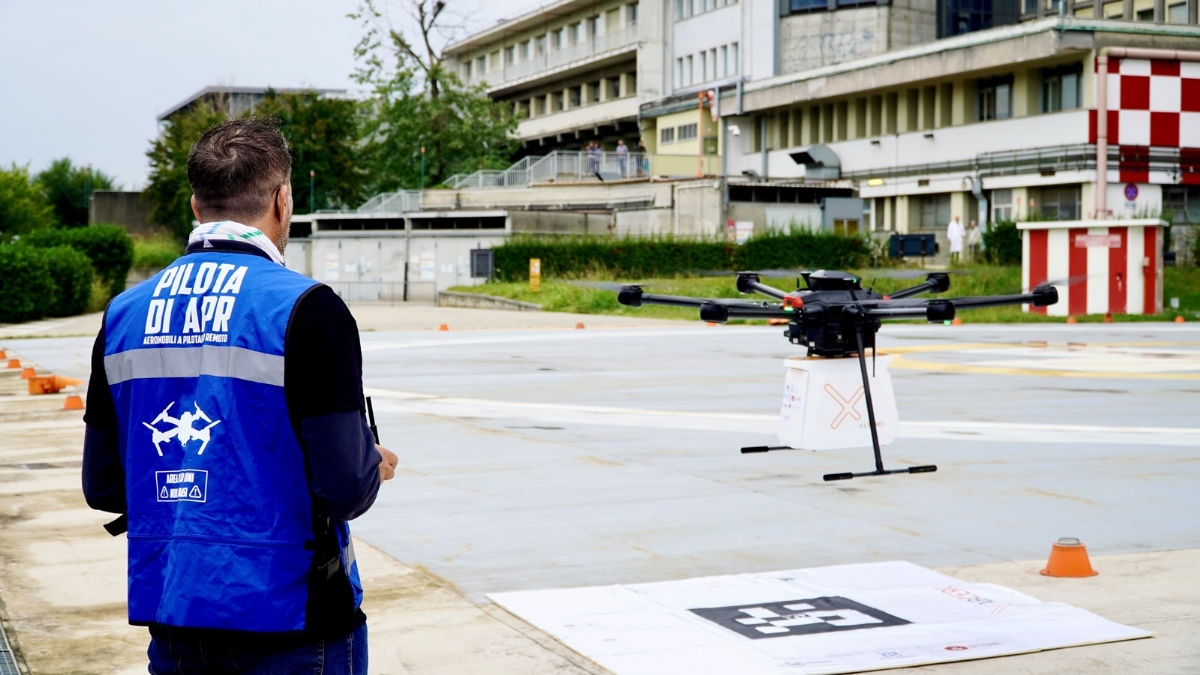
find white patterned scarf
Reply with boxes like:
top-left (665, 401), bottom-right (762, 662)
top-left (188, 221), bottom-right (285, 266)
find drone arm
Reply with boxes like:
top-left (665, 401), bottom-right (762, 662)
top-left (885, 273), bottom-right (951, 300)
top-left (949, 285), bottom-right (1058, 310)
top-left (736, 274), bottom-right (788, 300)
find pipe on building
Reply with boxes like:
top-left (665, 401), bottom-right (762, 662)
top-left (1096, 47), bottom-right (1200, 219)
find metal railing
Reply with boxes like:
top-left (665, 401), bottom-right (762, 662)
top-left (465, 25), bottom-right (637, 89)
top-left (326, 281), bottom-right (437, 305)
top-left (445, 150), bottom-right (648, 189)
top-left (356, 190), bottom-right (421, 214)
top-left (844, 144), bottom-right (1192, 181)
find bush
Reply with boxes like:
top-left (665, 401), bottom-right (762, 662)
top-left (133, 234), bottom-right (184, 269)
top-left (24, 224), bottom-right (133, 299)
top-left (983, 221), bottom-right (1021, 266)
top-left (40, 246), bottom-right (95, 316)
top-left (0, 246), bottom-right (53, 323)
top-left (492, 231), bottom-right (869, 281)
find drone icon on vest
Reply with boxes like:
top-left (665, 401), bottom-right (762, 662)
top-left (142, 401), bottom-right (221, 456)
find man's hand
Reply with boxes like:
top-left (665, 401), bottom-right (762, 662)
top-left (377, 445), bottom-right (398, 483)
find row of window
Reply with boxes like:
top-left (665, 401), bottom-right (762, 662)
top-left (675, 0), bottom-right (737, 20)
top-left (660, 123), bottom-right (699, 144)
top-left (976, 65), bottom-right (1081, 121)
top-left (464, 3), bottom-right (638, 78)
top-left (675, 43), bottom-right (739, 89)
top-left (513, 74), bottom-right (633, 117)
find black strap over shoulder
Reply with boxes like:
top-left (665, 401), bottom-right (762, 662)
top-left (104, 513), bottom-right (128, 536)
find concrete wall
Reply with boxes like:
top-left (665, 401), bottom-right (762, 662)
top-left (509, 210), bottom-right (614, 235)
top-left (89, 191), bottom-right (165, 237)
top-left (308, 233), bottom-right (506, 291)
top-left (776, 1), bottom-right (936, 76)
top-left (614, 207), bottom-right (676, 236)
top-left (673, 179), bottom-right (724, 237)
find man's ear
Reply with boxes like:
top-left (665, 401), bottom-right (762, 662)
top-left (276, 184), bottom-right (290, 218)
top-left (190, 195), bottom-right (202, 222)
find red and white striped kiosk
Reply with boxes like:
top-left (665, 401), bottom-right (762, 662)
top-left (1019, 218), bottom-right (1166, 316)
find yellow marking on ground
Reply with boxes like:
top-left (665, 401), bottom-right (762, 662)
top-left (888, 352), bottom-right (1200, 380)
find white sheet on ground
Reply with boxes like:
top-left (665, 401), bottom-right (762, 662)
top-left (488, 561), bottom-right (1151, 675)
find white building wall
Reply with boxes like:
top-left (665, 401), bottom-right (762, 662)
top-left (308, 234), bottom-right (507, 292)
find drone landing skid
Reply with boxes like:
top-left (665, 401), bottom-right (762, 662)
top-left (741, 325), bottom-right (938, 482)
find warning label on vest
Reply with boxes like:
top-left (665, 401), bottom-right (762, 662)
top-left (155, 469), bottom-right (208, 503)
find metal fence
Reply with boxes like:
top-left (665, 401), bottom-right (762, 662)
top-left (356, 191), bottom-right (421, 214)
top-left (325, 281), bottom-right (437, 305)
top-left (445, 150), bottom-right (648, 189)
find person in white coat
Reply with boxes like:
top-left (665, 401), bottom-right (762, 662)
top-left (947, 215), bottom-right (965, 264)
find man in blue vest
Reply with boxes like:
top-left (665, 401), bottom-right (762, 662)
top-left (82, 117), bottom-right (398, 673)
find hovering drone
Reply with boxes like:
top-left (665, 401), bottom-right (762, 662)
top-left (617, 270), bottom-right (1059, 481)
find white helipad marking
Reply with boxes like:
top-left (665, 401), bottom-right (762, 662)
top-left (963, 346), bottom-right (1200, 373)
top-left (364, 387), bottom-right (1200, 447)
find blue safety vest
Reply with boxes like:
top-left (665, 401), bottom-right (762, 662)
top-left (103, 249), bottom-right (363, 632)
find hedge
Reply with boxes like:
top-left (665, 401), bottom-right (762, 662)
top-left (23, 224), bottom-right (133, 299)
top-left (983, 221), bottom-right (1021, 266)
top-left (493, 231), bottom-right (870, 281)
top-left (0, 245), bottom-right (94, 323)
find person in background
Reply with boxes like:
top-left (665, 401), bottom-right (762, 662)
top-left (587, 141), bottom-right (601, 175)
top-left (947, 215), bottom-right (965, 265)
top-left (615, 139), bottom-right (629, 178)
top-left (636, 139), bottom-right (648, 176)
top-left (966, 220), bottom-right (982, 262)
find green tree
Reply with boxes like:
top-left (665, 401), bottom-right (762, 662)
top-left (351, 1), bottom-right (520, 191)
top-left (144, 101), bottom-right (226, 239)
top-left (253, 91), bottom-right (368, 212)
top-left (0, 164), bottom-right (54, 237)
top-left (35, 158), bottom-right (118, 227)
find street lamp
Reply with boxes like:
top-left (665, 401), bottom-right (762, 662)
top-left (309, 170), bottom-right (315, 213)
top-left (419, 147), bottom-right (426, 190)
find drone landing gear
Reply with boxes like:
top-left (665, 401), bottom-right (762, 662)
top-left (742, 323), bottom-right (937, 482)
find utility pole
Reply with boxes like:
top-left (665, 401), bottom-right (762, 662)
top-left (420, 147), bottom-right (426, 190)
top-left (309, 170), bottom-right (315, 213)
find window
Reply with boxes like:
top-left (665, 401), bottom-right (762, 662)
top-left (789, 0), bottom-right (828, 12)
top-left (1036, 185), bottom-right (1081, 220)
top-left (536, 35), bottom-right (546, 56)
top-left (1169, 2), bottom-right (1188, 22)
top-left (519, 41), bottom-right (530, 59)
top-left (551, 30), bottom-right (562, 50)
top-left (627, 2), bottom-right (639, 25)
top-left (569, 22), bottom-right (580, 43)
top-left (1136, 7), bottom-right (1154, 19)
top-left (687, 55), bottom-right (694, 84)
top-left (991, 189), bottom-right (1013, 223)
top-left (701, 51), bottom-right (708, 81)
top-left (476, 56), bottom-right (486, 75)
top-left (678, 123), bottom-right (698, 140)
top-left (731, 43), bottom-right (739, 74)
top-left (941, 0), bottom-right (999, 38)
top-left (1023, 0), bottom-right (1037, 13)
top-left (919, 194), bottom-right (951, 229)
top-left (609, 76), bottom-right (621, 98)
top-left (710, 48), bottom-right (718, 79)
top-left (504, 46), bottom-right (515, 65)
top-left (677, 0), bottom-right (692, 18)
top-left (1041, 64), bottom-right (1081, 112)
top-left (587, 16), bottom-right (599, 39)
top-left (661, 126), bottom-right (675, 144)
top-left (465, 60), bottom-right (473, 78)
top-left (590, 81), bottom-right (601, 103)
top-left (676, 58), bottom-right (684, 88)
top-left (977, 76), bottom-right (1012, 121)
top-left (720, 46), bottom-right (728, 77)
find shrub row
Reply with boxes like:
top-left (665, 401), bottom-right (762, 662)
top-left (982, 221), bottom-right (1021, 266)
top-left (492, 231), bottom-right (870, 281)
top-left (0, 245), bottom-right (94, 323)
top-left (23, 224), bottom-right (133, 299)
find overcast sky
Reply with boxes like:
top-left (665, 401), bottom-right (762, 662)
top-left (0, 0), bottom-right (545, 189)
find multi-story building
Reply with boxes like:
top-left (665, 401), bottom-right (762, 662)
top-left (444, 0), bottom-right (656, 156)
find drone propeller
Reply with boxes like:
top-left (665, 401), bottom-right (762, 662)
top-left (1023, 273), bottom-right (1102, 293)
top-left (694, 269), bottom-right (811, 279)
top-left (869, 268), bottom-right (972, 279)
top-left (568, 280), bottom-right (652, 292)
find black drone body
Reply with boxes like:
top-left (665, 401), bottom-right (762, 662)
top-left (616, 270), bottom-right (1059, 480)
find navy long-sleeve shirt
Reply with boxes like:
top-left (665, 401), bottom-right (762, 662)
top-left (82, 241), bottom-right (382, 523)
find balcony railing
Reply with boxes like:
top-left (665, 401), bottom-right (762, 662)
top-left (444, 150), bottom-right (649, 189)
top-left (356, 190), bottom-right (421, 214)
top-left (465, 24), bottom-right (637, 89)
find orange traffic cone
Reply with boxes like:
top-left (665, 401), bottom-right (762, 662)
top-left (438, 324), bottom-right (449, 331)
top-left (0, 349), bottom-right (6, 359)
top-left (20, 367), bottom-right (35, 380)
top-left (28, 375), bottom-right (83, 395)
top-left (706, 322), bottom-right (717, 327)
top-left (63, 395), bottom-right (85, 410)
top-left (1104, 312), bottom-right (1113, 323)
top-left (1066, 316), bottom-right (1077, 324)
top-left (6, 359), bottom-right (18, 369)
top-left (1176, 315), bottom-right (1186, 323)
top-left (1040, 537), bottom-right (1098, 577)
top-left (575, 322), bottom-right (586, 330)
top-left (951, 317), bottom-right (963, 326)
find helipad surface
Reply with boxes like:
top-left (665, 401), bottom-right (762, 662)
top-left (23, 322), bottom-right (1200, 603)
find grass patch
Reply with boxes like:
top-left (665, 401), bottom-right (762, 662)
top-left (132, 234), bottom-right (183, 269)
top-left (454, 264), bottom-right (1200, 323)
